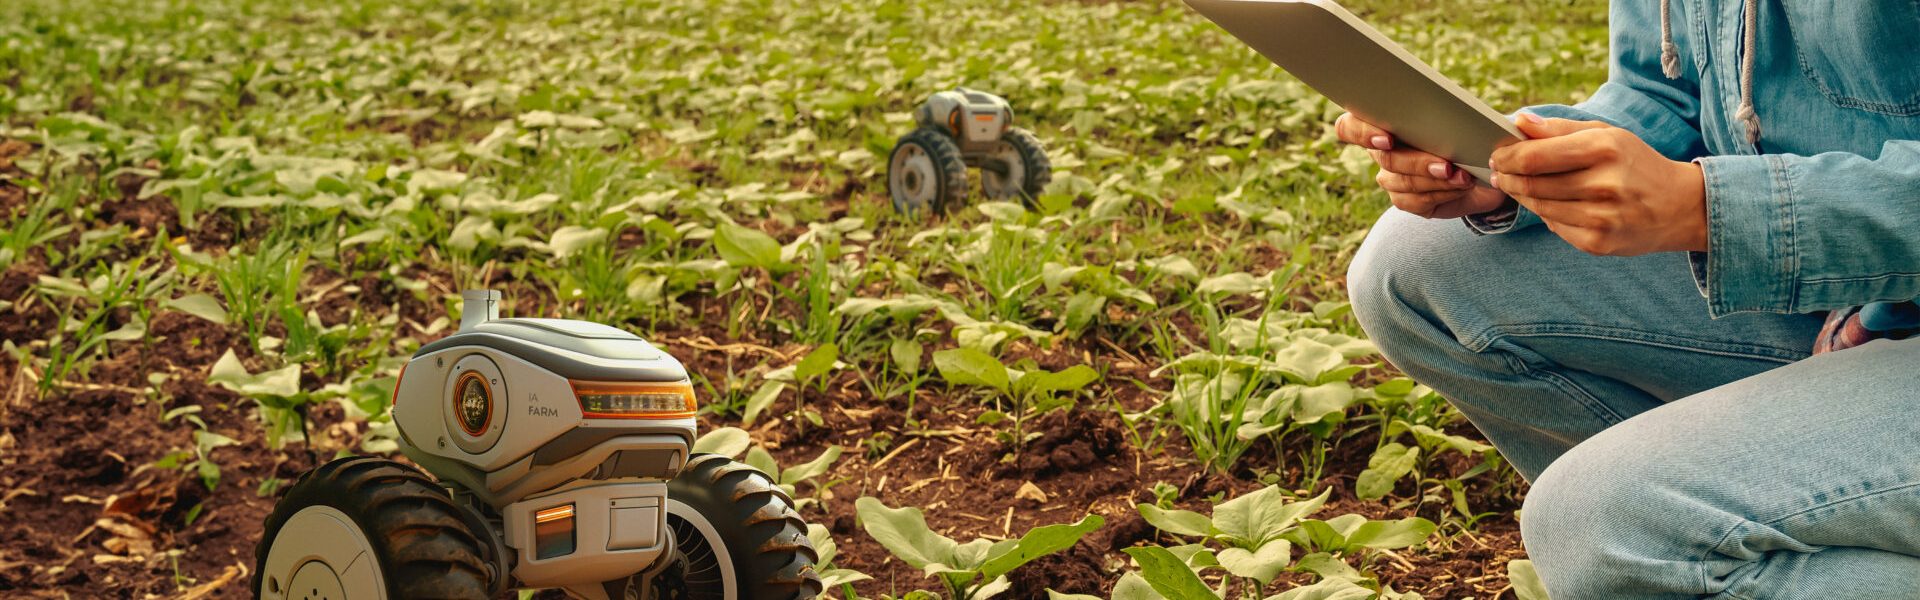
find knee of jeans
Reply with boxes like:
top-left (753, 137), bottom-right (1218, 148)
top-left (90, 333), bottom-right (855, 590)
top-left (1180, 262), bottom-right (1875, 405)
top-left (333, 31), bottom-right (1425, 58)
top-left (1520, 431), bottom-right (1670, 593)
top-left (1347, 209), bottom-right (1472, 359)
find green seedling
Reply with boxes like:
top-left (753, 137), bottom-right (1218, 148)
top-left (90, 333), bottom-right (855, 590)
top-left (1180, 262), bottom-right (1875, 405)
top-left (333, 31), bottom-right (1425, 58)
top-left (856, 497), bottom-right (1104, 600)
top-left (932, 347), bottom-right (1099, 453)
top-left (1132, 485), bottom-right (1435, 597)
top-left (746, 342), bottom-right (841, 432)
top-left (745, 444), bottom-right (843, 511)
top-left (807, 523), bottom-right (875, 597)
top-left (205, 349), bottom-right (309, 447)
top-left (154, 405), bottom-right (239, 492)
top-left (32, 256), bottom-right (167, 388)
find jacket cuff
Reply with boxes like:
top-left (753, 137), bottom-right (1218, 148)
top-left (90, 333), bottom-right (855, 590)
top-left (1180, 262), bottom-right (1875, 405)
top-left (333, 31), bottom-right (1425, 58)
top-left (1695, 154), bottom-right (1795, 316)
top-left (1462, 199), bottom-right (1539, 235)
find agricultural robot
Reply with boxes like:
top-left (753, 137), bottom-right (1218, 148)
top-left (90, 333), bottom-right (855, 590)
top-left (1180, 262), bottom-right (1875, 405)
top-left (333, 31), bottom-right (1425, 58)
top-left (254, 290), bottom-right (822, 600)
top-left (887, 88), bottom-right (1052, 215)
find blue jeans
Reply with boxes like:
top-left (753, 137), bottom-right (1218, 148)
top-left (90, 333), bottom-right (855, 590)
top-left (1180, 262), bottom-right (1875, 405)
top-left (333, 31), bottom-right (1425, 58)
top-left (1347, 209), bottom-right (1920, 598)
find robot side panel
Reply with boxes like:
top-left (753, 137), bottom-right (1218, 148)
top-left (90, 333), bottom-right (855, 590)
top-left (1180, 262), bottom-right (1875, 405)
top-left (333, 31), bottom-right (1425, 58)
top-left (395, 346), bottom-right (584, 473)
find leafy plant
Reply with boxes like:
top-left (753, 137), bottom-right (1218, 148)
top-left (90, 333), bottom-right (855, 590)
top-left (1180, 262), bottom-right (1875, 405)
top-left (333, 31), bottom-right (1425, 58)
top-left (749, 343), bottom-right (842, 432)
top-left (808, 523), bottom-right (875, 597)
top-left (933, 347), bottom-right (1099, 452)
top-left (153, 406), bottom-right (239, 492)
top-left (1133, 485), bottom-right (1435, 597)
top-left (205, 349), bottom-right (308, 447)
top-left (745, 444), bottom-right (843, 511)
top-left (856, 497), bottom-right (1104, 600)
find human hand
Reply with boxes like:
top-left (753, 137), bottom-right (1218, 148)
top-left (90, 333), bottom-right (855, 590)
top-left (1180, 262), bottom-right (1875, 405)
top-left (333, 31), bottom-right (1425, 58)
top-left (1490, 114), bottom-right (1708, 256)
top-left (1336, 112), bottom-right (1510, 219)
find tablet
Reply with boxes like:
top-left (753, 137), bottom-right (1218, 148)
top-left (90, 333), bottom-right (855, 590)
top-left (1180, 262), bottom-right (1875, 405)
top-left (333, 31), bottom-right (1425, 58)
top-left (1184, 0), bottom-right (1522, 182)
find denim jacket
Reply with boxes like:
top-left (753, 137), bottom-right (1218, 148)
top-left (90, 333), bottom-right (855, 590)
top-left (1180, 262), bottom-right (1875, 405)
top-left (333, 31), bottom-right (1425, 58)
top-left (1468, 0), bottom-right (1920, 326)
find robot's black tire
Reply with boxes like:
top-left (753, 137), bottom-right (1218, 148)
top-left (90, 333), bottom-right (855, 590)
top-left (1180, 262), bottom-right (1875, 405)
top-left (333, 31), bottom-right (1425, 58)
top-left (664, 453), bottom-right (823, 599)
top-left (253, 456), bottom-right (495, 599)
top-left (1003, 127), bottom-right (1053, 204)
top-left (889, 127), bottom-right (969, 214)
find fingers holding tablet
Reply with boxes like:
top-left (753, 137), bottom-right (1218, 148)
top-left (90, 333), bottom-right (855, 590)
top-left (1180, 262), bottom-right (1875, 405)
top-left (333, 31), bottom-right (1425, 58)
top-left (1339, 112), bottom-right (1506, 219)
top-left (1335, 112), bottom-right (1395, 150)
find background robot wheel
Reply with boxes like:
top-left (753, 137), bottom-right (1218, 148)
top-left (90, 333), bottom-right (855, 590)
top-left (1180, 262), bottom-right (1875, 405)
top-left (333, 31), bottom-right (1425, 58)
top-left (887, 127), bottom-right (969, 216)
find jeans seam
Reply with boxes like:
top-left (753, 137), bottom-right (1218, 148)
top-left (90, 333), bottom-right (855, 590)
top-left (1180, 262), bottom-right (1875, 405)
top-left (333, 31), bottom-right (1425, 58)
top-left (1759, 478), bottom-right (1920, 528)
top-left (1702, 518), bottom-right (1751, 595)
top-left (1700, 481), bottom-right (1920, 597)
top-left (1467, 322), bottom-right (1808, 363)
top-left (1494, 349), bottom-right (1630, 426)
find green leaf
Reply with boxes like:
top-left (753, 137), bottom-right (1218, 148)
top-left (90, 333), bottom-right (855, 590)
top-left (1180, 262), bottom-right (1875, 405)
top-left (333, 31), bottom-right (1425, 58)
top-left (933, 347), bottom-right (1010, 392)
top-left (1291, 552), bottom-right (1363, 582)
top-left (1373, 377), bottom-right (1417, 397)
top-left (1061, 292), bottom-right (1105, 334)
top-left (741, 380), bottom-right (786, 428)
top-left (1271, 339), bottom-right (1348, 384)
top-left (1268, 577), bottom-right (1374, 600)
top-left (692, 427), bottom-right (751, 458)
top-left (1509, 559), bottom-right (1553, 600)
top-left (163, 293), bottom-right (229, 325)
top-left (744, 446), bottom-right (779, 475)
top-left (795, 343), bottom-right (839, 383)
top-left (1143, 256), bottom-right (1200, 280)
top-left (1344, 517), bottom-right (1436, 550)
top-left (1410, 424), bottom-right (1495, 456)
top-left (1216, 540), bottom-right (1292, 585)
top-left (1014, 365), bottom-right (1099, 397)
top-left (1355, 443), bottom-right (1420, 501)
top-left (1135, 504), bottom-right (1214, 538)
top-left (206, 350), bottom-right (300, 397)
top-left (976, 201), bottom-right (1028, 222)
top-left (976, 513), bottom-right (1104, 580)
top-left (890, 338), bottom-right (923, 374)
top-left (1110, 572), bottom-right (1167, 600)
top-left (1290, 382), bottom-right (1356, 424)
top-left (1213, 487), bottom-right (1328, 547)
top-left (1195, 272), bottom-right (1264, 297)
top-left (1299, 514), bottom-right (1367, 553)
top-left (548, 225), bottom-right (608, 258)
top-left (855, 497), bottom-right (959, 572)
top-left (781, 445), bottom-right (842, 486)
top-left (1123, 546), bottom-right (1219, 600)
top-left (714, 222), bottom-right (783, 270)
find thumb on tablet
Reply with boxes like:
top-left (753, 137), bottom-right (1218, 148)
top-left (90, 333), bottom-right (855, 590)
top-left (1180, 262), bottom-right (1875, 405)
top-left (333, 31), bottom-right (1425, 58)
top-left (1514, 113), bottom-right (1611, 139)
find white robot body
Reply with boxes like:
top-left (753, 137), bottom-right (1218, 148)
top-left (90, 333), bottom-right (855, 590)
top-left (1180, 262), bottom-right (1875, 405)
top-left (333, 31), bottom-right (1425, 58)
top-left (256, 290), bottom-right (822, 600)
top-left (393, 292), bottom-right (698, 589)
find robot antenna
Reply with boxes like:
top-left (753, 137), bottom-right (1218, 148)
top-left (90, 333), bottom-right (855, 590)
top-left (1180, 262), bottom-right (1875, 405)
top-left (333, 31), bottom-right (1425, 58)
top-left (460, 289), bottom-right (502, 331)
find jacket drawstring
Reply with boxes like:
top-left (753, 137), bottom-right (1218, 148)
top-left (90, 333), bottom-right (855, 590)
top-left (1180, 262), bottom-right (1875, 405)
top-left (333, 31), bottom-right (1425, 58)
top-left (1659, 0), bottom-right (1681, 78)
top-left (1734, 0), bottom-right (1762, 145)
top-left (1660, 0), bottom-right (1763, 145)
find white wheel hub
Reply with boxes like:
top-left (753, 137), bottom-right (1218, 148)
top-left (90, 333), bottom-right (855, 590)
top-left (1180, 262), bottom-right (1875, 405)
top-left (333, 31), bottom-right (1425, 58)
top-left (981, 141), bottom-right (1026, 199)
top-left (260, 505), bottom-right (387, 600)
top-left (668, 498), bottom-right (737, 600)
top-left (889, 142), bottom-right (939, 209)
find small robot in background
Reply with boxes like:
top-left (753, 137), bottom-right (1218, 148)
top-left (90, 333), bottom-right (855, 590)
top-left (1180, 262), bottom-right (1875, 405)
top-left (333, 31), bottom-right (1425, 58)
top-left (887, 88), bottom-right (1053, 215)
top-left (254, 290), bottom-right (821, 600)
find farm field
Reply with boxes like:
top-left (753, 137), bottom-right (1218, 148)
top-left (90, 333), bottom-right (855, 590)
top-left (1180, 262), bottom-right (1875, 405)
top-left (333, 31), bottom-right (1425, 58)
top-left (0, 0), bottom-right (1609, 597)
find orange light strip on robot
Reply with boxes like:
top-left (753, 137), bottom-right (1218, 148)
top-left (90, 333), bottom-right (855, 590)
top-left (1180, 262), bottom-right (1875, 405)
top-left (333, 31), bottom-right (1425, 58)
top-left (569, 380), bottom-right (698, 419)
top-left (390, 363), bottom-right (407, 407)
top-left (534, 504), bottom-right (575, 524)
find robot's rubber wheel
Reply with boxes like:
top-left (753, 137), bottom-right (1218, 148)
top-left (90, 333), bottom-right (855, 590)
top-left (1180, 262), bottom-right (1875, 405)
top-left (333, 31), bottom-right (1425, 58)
top-left (887, 127), bottom-right (968, 216)
top-left (253, 456), bottom-right (496, 600)
top-left (631, 453), bottom-right (823, 600)
top-left (980, 127), bottom-right (1052, 205)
